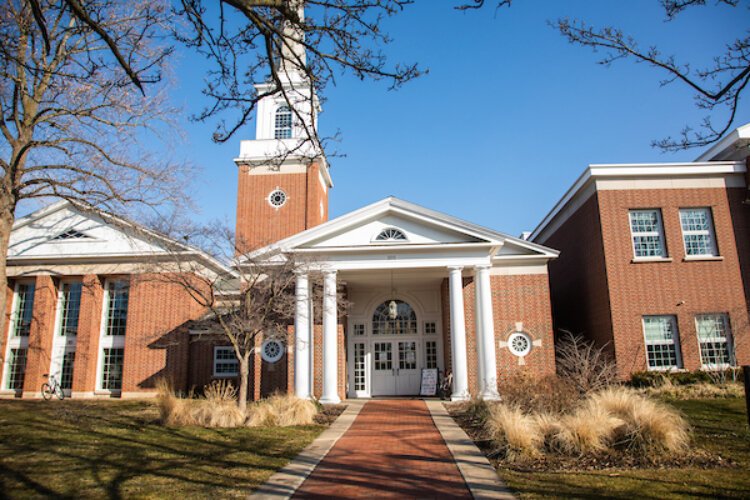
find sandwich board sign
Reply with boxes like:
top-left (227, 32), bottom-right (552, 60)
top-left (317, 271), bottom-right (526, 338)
top-left (420, 368), bottom-right (438, 396)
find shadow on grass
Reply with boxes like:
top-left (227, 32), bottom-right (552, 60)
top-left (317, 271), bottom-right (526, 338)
top-left (0, 400), bottom-right (321, 498)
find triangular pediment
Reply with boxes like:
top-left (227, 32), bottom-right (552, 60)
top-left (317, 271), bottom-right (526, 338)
top-left (10, 202), bottom-right (184, 260)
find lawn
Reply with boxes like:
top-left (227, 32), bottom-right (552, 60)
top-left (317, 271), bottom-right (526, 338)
top-left (497, 398), bottom-right (750, 499)
top-left (0, 399), bottom-right (324, 498)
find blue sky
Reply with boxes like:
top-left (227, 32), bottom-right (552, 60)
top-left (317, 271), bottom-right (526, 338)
top-left (169, 0), bottom-right (748, 237)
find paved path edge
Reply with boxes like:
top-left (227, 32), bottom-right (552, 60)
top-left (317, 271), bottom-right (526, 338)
top-left (250, 400), bottom-right (367, 499)
top-left (426, 400), bottom-right (516, 500)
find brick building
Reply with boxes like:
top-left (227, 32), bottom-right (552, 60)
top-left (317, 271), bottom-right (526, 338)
top-left (531, 125), bottom-right (750, 379)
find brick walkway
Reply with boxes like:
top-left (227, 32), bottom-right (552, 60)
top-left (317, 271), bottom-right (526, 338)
top-left (294, 400), bottom-right (472, 499)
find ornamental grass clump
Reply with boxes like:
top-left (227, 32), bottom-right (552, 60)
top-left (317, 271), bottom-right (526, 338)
top-left (246, 392), bottom-right (318, 427)
top-left (156, 379), bottom-right (246, 428)
top-left (556, 404), bottom-right (624, 454)
top-left (485, 404), bottom-right (543, 460)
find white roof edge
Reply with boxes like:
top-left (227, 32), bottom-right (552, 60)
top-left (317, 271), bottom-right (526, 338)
top-left (695, 123), bottom-right (750, 161)
top-left (530, 160), bottom-right (747, 242)
top-left (244, 196), bottom-right (558, 261)
top-left (12, 200), bottom-right (236, 278)
top-left (233, 152), bottom-right (333, 188)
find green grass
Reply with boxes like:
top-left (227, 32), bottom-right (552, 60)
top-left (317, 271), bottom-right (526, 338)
top-left (0, 399), bottom-right (323, 498)
top-left (499, 398), bottom-right (750, 499)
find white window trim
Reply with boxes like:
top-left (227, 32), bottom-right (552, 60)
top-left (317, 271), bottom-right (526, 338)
top-left (642, 315), bottom-right (683, 371)
top-left (629, 209), bottom-right (668, 260)
top-left (679, 207), bottom-right (719, 258)
top-left (695, 313), bottom-right (735, 370)
top-left (50, 281), bottom-right (80, 391)
top-left (95, 279), bottom-right (127, 393)
top-left (1, 281), bottom-right (32, 392)
top-left (371, 227), bottom-right (409, 244)
top-left (213, 346), bottom-right (239, 377)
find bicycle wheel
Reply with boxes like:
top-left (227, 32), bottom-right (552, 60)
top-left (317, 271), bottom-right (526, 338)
top-left (55, 384), bottom-right (65, 400)
top-left (41, 383), bottom-right (53, 400)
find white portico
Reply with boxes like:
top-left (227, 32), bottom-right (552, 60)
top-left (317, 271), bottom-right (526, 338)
top-left (249, 197), bottom-right (558, 402)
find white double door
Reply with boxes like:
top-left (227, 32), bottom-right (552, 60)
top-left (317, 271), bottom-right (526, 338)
top-left (370, 338), bottom-right (422, 396)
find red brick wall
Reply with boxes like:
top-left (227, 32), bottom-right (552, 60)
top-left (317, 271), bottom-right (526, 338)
top-left (597, 187), bottom-right (750, 378)
top-left (728, 186), bottom-right (750, 315)
top-left (22, 275), bottom-right (58, 396)
top-left (72, 275), bottom-right (104, 394)
top-left (440, 272), bottom-right (556, 398)
top-left (122, 274), bottom-right (207, 394)
top-left (235, 161), bottom-right (329, 254)
top-left (540, 194), bottom-right (615, 353)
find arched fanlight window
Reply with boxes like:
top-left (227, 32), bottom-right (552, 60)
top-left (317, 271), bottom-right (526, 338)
top-left (274, 105), bottom-right (293, 139)
top-left (372, 300), bottom-right (417, 335)
top-left (374, 228), bottom-right (407, 242)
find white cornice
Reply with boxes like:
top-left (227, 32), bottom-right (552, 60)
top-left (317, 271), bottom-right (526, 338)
top-left (530, 161), bottom-right (746, 243)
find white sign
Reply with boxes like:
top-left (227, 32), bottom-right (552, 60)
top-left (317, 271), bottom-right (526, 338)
top-left (420, 368), bottom-right (438, 396)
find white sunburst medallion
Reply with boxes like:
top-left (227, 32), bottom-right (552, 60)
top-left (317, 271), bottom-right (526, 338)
top-left (374, 227), bottom-right (407, 242)
top-left (499, 322), bottom-right (543, 365)
top-left (261, 339), bottom-right (285, 363)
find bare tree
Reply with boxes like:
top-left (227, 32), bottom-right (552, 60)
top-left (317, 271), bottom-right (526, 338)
top-left (0, 0), bottom-right (188, 353)
top-left (459, 0), bottom-right (749, 151)
top-left (139, 222), bottom-right (348, 412)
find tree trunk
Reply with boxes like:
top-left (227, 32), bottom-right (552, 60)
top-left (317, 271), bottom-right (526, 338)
top-left (238, 356), bottom-right (250, 413)
top-left (0, 191), bottom-right (17, 366)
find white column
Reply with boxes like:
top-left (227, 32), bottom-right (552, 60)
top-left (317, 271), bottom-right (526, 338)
top-left (448, 266), bottom-right (470, 401)
top-left (474, 267), bottom-right (486, 396)
top-left (476, 265), bottom-right (500, 400)
top-left (320, 270), bottom-right (341, 404)
top-left (294, 272), bottom-right (311, 399)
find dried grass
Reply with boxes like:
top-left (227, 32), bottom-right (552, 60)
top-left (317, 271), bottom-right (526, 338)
top-left (485, 404), bottom-right (542, 460)
top-left (640, 379), bottom-right (744, 400)
top-left (557, 405), bottom-right (624, 454)
top-left (246, 392), bottom-right (318, 427)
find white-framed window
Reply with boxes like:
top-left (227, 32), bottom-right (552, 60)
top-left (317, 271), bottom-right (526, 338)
top-left (213, 346), bottom-right (239, 377)
top-left (425, 340), bottom-right (438, 369)
top-left (101, 348), bottom-right (124, 390)
top-left (374, 228), bottom-right (407, 242)
top-left (695, 314), bottom-right (734, 368)
top-left (5, 348), bottom-right (28, 390)
top-left (274, 105), bottom-right (293, 139)
top-left (424, 322), bottom-right (437, 335)
top-left (104, 281), bottom-right (129, 336)
top-left (353, 324), bottom-right (365, 336)
top-left (12, 282), bottom-right (35, 337)
top-left (353, 343), bottom-right (366, 391)
top-left (2, 281), bottom-right (34, 391)
top-left (58, 282), bottom-right (82, 336)
top-left (680, 208), bottom-right (718, 257)
top-left (629, 209), bottom-right (667, 258)
top-left (642, 315), bottom-right (682, 370)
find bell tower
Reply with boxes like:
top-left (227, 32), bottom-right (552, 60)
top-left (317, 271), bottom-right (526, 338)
top-left (234, 5), bottom-right (332, 254)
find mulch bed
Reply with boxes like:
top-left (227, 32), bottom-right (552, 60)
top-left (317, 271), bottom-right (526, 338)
top-left (445, 402), bottom-right (737, 473)
top-left (314, 404), bottom-right (347, 425)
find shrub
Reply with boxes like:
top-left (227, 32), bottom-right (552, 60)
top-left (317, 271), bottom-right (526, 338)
top-left (156, 379), bottom-right (246, 428)
top-left (630, 370), bottom-right (713, 388)
top-left (588, 387), bottom-right (690, 455)
top-left (557, 405), bottom-right (624, 454)
top-left (485, 404), bottom-right (542, 460)
top-left (246, 392), bottom-right (318, 427)
top-left (500, 372), bottom-right (580, 414)
top-left (555, 332), bottom-right (618, 395)
top-left (642, 380), bottom-right (744, 400)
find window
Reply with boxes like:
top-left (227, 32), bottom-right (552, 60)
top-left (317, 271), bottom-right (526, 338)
top-left (6, 348), bottom-right (27, 390)
top-left (629, 210), bottom-right (666, 258)
top-left (372, 300), bottom-right (417, 335)
top-left (424, 322), bottom-right (437, 335)
top-left (59, 282), bottom-right (82, 336)
top-left (105, 281), bottom-right (129, 336)
top-left (642, 316), bottom-right (682, 370)
top-left (274, 105), bottom-right (293, 139)
top-left (696, 314), bottom-right (734, 368)
top-left (425, 341), bottom-right (438, 369)
top-left (213, 346), bottom-right (239, 377)
top-left (13, 283), bottom-right (35, 337)
top-left (52, 229), bottom-right (91, 240)
top-left (60, 352), bottom-right (75, 390)
top-left (353, 343), bottom-right (366, 391)
top-left (101, 348), bottom-right (124, 390)
top-left (268, 189), bottom-right (287, 208)
top-left (398, 341), bottom-right (417, 370)
top-left (680, 208), bottom-right (718, 257)
top-left (374, 228), bottom-right (407, 242)
top-left (353, 324), bottom-right (365, 336)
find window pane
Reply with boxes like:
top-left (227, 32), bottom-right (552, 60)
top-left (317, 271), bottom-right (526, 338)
top-left (6, 348), bottom-right (27, 390)
top-left (680, 208), bottom-right (710, 231)
top-left (274, 106), bottom-right (292, 139)
top-left (105, 281), bottom-right (129, 336)
top-left (60, 282), bottom-right (82, 336)
top-left (642, 316), bottom-right (681, 369)
top-left (372, 300), bottom-right (417, 335)
top-left (629, 210), bottom-right (665, 258)
top-left (60, 352), bottom-right (75, 390)
top-left (214, 347), bottom-right (238, 375)
top-left (354, 343), bottom-right (366, 391)
top-left (101, 348), bottom-right (124, 390)
top-left (680, 208), bottom-right (716, 256)
top-left (13, 284), bottom-right (35, 337)
top-left (399, 341), bottom-right (417, 370)
top-left (425, 341), bottom-right (437, 369)
top-left (696, 314), bottom-right (733, 367)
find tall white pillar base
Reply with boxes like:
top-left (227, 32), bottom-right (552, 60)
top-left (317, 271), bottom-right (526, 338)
top-left (448, 266), bottom-right (470, 401)
top-left (320, 270), bottom-right (341, 404)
